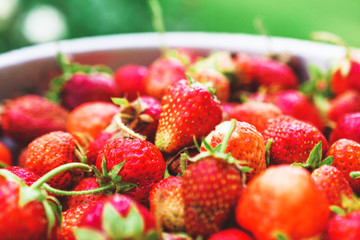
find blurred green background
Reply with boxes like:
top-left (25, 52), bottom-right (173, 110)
top-left (0, 0), bottom-right (359, 54)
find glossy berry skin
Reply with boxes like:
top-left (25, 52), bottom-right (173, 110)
top-left (1, 94), bottom-right (69, 144)
top-left (86, 131), bottom-right (112, 166)
top-left (149, 176), bottom-right (185, 232)
top-left (25, 131), bottom-right (78, 189)
top-left (4, 166), bottom-right (40, 186)
top-left (96, 137), bottom-right (166, 205)
top-left (66, 178), bottom-right (104, 209)
top-left (326, 139), bottom-right (360, 194)
top-left (0, 176), bottom-right (53, 240)
top-left (327, 90), bottom-right (360, 122)
top-left (263, 115), bottom-right (328, 165)
top-left (326, 211), bottom-right (360, 240)
top-left (208, 228), bottom-right (254, 240)
top-left (330, 60), bottom-right (360, 95)
top-left (155, 79), bottom-right (223, 154)
top-left (183, 157), bottom-right (243, 238)
top-left (329, 112), bottom-right (360, 144)
top-left (114, 64), bottom-right (148, 101)
top-left (203, 120), bottom-right (266, 182)
top-left (144, 57), bottom-right (187, 100)
top-left (311, 165), bottom-right (353, 206)
top-left (61, 73), bottom-right (117, 110)
top-left (236, 165), bottom-right (330, 240)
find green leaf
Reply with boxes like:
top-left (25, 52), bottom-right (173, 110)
top-left (145, 231), bottom-right (159, 240)
top-left (330, 205), bottom-right (346, 216)
top-left (74, 228), bottom-right (106, 240)
top-left (115, 182), bottom-right (138, 193)
top-left (319, 156), bottom-right (334, 167)
top-left (239, 166), bottom-right (252, 173)
top-left (265, 139), bottom-right (274, 166)
top-left (46, 195), bottom-right (63, 228)
top-left (350, 171), bottom-right (360, 180)
top-left (111, 97), bottom-right (130, 107)
top-left (108, 161), bottom-right (125, 181)
top-left (164, 166), bottom-right (170, 179)
top-left (92, 165), bottom-right (102, 178)
top-left (274, 232), bottom-right (289, 240)
top-left (306, 141), bottom-right (323, 167)
top-left (202, 139), bottom-right (214, 153)
top-left (101, 155), bottom-right (109, 176)
top-left (102, 202), bottom-right (144, 239)
top-left (43, 200), bottom-right (56, 239)
top-left (19, 186), bottom-right (42, 207)
top-left (193, 136), bottom-right (201, 152)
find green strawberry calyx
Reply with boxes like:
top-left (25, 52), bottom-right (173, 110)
top-left (330, 194), bottom-right (360, 216)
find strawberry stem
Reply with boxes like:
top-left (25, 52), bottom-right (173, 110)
top-left (42, 183), bottom-right (113, 196)
top-left (311, 31), bottom-right (351, 60)
top-left (30, 163), bottom-right (92, 189)
top-left (148, 0), bottom-right (167, 55)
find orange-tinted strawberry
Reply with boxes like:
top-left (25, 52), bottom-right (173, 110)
top-left (96, 137), bottom-right (166, 205)
top-left (66, 101), bottom-right (119, 144)
top-left (203, 120), bottom-right (266, 182)
top-left (144, 57), bottom-right (187, 100)
top-left (311, 165), bottom-right (354, 206)
top-left (327, 90), bottom-right (360, 122)
top-left (326, 139), bottom-right (360, 194)
top-left (155, 79), bottom-right (222, 154)
top-left (0, 141), bottom-right (12, 166)
top-left (330, 59), bottom-right (360, 95)
top-left (208, 228), bottom-right (254, 240)
top-left (329, 112), bottom-right (360, 144)
top-left (1, 94), bottom-right (69, 144)
top-left (236, 165), bottom-right (330, 240)
top-left (149, 176), bottom-right (185, 232)
top-left (25, 131), bottom-right (80, 189)
top-left (263, 115), bottom-right (328, 165)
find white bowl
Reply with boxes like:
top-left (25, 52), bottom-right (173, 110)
top-left (0, 32), bottom-right (346, 100)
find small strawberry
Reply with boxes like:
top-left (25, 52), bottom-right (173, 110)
top-left (326, 139), bottom-right (360, 194)
top-left (114, 64), bottom-right (148, 101)
top-left (327, 90), bottom-right (360, 122)
top-left (149, 176), bottom-right (185, 232)
top-left (96, 137), bottom-right (166, 205)
top-left (1, 94), bottom-right (69, 144)
top-left (155, 78), bottom-right (222, 154)
top-left (263, 115), bottom-right (328, 165)
top-left (203, 120), bottom-right (266, 182)
top-left (144, 57), bottom-right (187, 100)
top-left (25, 131), bottom-right (81, 189)
top-left (329, 112), bottom-right (360, 144)
top-left (330, 59), bottom-right (360, 95)
top-left (0, 141), bottom-right (12, 166)
top-left (236, 165), bottom-right (330, 240)
top-left (208, 228), bottom-right (254, 240)
top-left (74, 194), bottom-right (158, 240)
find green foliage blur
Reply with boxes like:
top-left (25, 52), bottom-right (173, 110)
top-left (0, 0), bottom-right (359, 54)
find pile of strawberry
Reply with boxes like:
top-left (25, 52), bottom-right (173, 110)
top-left (1, 45), bottom-right (360, 240)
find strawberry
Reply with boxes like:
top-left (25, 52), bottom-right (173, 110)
top-left (25, 131), bottom-right (81, 189)
top-left (0, 141), bottom-right (12, 166)
top-left (263, 115), bottom-right (328, 165)
top-left (1, 94), bottom-right (69, 144)
top-left (85, 131), bottom-right (113, 166)
top-left (203, 120), bottom-right (266, 182)
top-left (4, 166), bottom-right (40, 186)
top-left (66, 101), bottom-right (119, 145)
top-left (329, 112), bottom-right (360, 144)
top-left (208, 228), bottom-right (254, 240)
top-left (236, 165), bottom-right (330, 240)
top-left (149, 176), bottom-right (185, 232)
top-left (114, 64), bottom-right (148, 101)
top-left (269, 89), bottom-right (326, 132)
top-left (327, 90), bottom-right (360, 122)
top-left (155, 79), bottom-right (222, 154)
top-left (57, 201), bottom-right (97, 240)
top-left (74, 194), bottom-right (158, 240)
top-left (144, 57), bottom-right (187, 100)
top-left (326, 210), bottom-right (360, 240)
top-left (226, 101), bottom-right (282, 134)
top-left (326, 139), bottom-right (360, 194)
top-left (165, 48), bottom-right (199, 66)
top-left (330, 59), bottom-right (360, 95)
top-left (96, 137), bottom-right (166, 205)
top-left (311, 165), bottom-right (354, 206)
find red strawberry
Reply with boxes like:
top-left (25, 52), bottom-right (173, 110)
top-left (236, 165), bottom-right (330, 240)
top-left (4, 166), bottom-right (40, 186)
top-left (1, 94), bottom-right (69, 144)
top-left (0, 141), bottom-right (12, 166)
top-left (330, 59), bottom-right (360, 95)
top-left (85, 131), bottom-right (113, 166)
top-left (74, 194), bottom-right (157, 240)
top-left (155, 79), bottom-right (222, 154)
top-left (149, 176), bottom-right (185, 232)
top-left (65, 177), bottom-right (104, 209)
top-left (56, 201), bottom-right (98, 240)
top-left (326, 210), bottom-right (360, 240)
top-left (144, 57), bottom-right (187, 100)
top-left (114, 64), bottom-right (148, 101)
top-left (327, 90), bottom-right (360, 122)
top-left (25, 131), bottom-right (80, 189)
top-left (96, 137), bottom-right (166, 205)
top-left (227, 101), bottom-right (282, 134)
top-left (311, 165), bottom-right (354, 206)
top-left (329, 112), bottom-right (360, 144)
top-left (269, 90), bottom-right (325, 132)
top-left (326, 139), bottom-right (360, 194)
top-left (263, 115), bottom-right (328, 165)
top-left (203, 120), bottom-right (266, 182)
top-left (208, 228), bottom-right (254, 240)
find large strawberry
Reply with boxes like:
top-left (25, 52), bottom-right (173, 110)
top-left (263, 115), bottom-right (328, 165)
top-left (74, 194), bottom-right (158, 240)
top-left (329, 112), bottom-right (360, 144)
top-left (1, 94), bottom-right (69, 144)
top-left (236, 165), bottom-right (330, 240)
top-left (155, 79), bottom-right (222, 154)
top-left (4, 166), bottom-right (40, 186)
top-left (203, 120), bottom-right (266, 182)
top-left (96, 137), bottom-right (166, 205)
